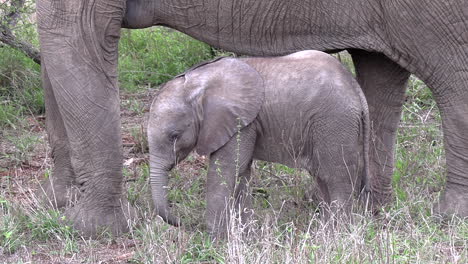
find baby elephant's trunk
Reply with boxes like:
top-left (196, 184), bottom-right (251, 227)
top-left (149, 156), bottom-right (181, 226)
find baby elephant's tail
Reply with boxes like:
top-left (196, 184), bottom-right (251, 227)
top-left (357, 85), bottom-right (371, 195)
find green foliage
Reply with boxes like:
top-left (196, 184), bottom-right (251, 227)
top-left (0, 198), bottom-right (25, 254)
top-left (0, 197), bottom-right (77, 255)
top-left (0, 0), bottom-right (39, 44)
top-left (1, 25), bottom-right (214, 128)
top-left (129, 125), bottom-right (149, 154)
top-left (179, 234), bottom-right (225, 263)
top-left (118, 28), bottom-right (214, 92)
top-left (0, 46), bottom-right (43, 128)
top-left (0, 10), bottom-right (465, 262)
top-left (29, 210), bottom-right (76, 244)
top-left (2, 133), bottom-right (41, 166)
top-left (0, 0), bottom-right (41, 127)
top-left (166, 162), bottom-right (207, 227)
top-left (126, 164), bottom-right (150, 207)
top-left (122, 98), bottom-right (146, 116)
top-left (394, 76), bottom-right (445, 211)
top-left (334, 51), bottom-right (355, 75)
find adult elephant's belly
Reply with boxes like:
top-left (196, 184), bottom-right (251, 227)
top-left (150, 0), bottom-right (378, 57)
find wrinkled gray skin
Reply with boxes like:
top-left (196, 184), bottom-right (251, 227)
top-left (148, 51), bottom-right (370, 234)
top-left (37, 0), bottom-right (468, 237)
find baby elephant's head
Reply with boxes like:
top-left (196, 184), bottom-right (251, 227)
top-left (147, 58), bottom-right (264, 226)
top-left (148, 77), bottom-right (199, 166)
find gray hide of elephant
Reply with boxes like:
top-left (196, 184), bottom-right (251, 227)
top-left (147, 50), bottom-right (370, 234)
top-left (37, 0), bottom-right (468, 237)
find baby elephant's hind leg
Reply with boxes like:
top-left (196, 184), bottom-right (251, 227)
top-left (313, 119), bottom-right (363, 220)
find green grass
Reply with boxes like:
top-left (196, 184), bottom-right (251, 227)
top-left (0, 0), bottom-right (42, 128)
top-left (112, 79), bottom-right (465, 263)
top-left (0, 46), bottom-right (43, 128)
top-left (118, 27), bottom-right (215, 92)
top-left (0, 22), bottom-right (466, 263)
top-left (1, 133), bottom-right (42, 166)
top-left (394, 76), bottom-right (445, 209)
top-left (1, 74), bottom-right (466, 262)
top-left (0, 196), bottom-right (78, 256)
top-left (0, 26), bottom-right (214, 129)
top-left (115, 73), bottom-right (464, 263)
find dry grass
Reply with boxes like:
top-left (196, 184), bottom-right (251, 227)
top-left (1, 58), bottom-right (467, 263)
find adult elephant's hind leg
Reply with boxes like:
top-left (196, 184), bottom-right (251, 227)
top-left (350, 50), bottom-right (410, 211)
top-left (36, 65), bottom-right (79, 208)
top-left (431, 71), bottom-right (468, 218)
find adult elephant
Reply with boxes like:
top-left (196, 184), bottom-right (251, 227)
top-left (37, 0), bottom-right (468, 237)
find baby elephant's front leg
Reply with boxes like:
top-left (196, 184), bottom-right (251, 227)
top-left (205, 160), bottom-right (253, 237)
top-left (205, 126), bottom-right (256, 237)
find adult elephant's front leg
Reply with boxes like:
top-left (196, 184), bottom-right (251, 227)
top-left (37, 65), bottom-right (79, 208)
top-left (37, 0), bottom-right (134, 237)
top-left (350, 50), bottom-right (410, 210)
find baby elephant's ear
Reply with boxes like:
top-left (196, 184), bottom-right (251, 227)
top-left (187, 58), bottom-right (264, 156)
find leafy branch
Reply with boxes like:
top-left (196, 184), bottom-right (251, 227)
top-left (0, 0), bottom-right (40, 64)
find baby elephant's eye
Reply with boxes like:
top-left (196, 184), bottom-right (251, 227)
top-left (169, 131), bottom-right (180, 142)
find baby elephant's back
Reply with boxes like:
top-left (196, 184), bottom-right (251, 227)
top-left (242, 50), bottom-right (364, 119)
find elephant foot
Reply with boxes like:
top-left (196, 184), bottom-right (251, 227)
top-left (433, 188), bottom-right (468, 219)
top-left (64, 198), bottom-right (137, 238)
top-left (36, 174), bottom-right (79, 208)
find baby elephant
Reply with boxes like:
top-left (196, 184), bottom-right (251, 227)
top-left (148, 50), bottom-right (370, 235)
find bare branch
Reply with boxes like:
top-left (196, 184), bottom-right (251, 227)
top-left (0, 28), bottom-right (40, 64)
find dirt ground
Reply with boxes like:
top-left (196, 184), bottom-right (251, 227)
top-left (0, 89), bottom-right (188, 263)
top-left (1, 86), bottom-right (466, 263)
